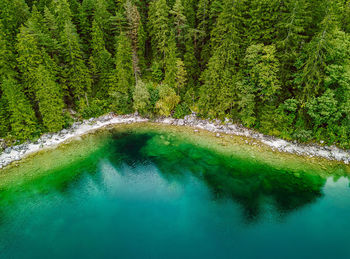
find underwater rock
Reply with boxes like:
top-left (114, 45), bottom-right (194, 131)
top-left (1, 113), bottom-right (350, 169)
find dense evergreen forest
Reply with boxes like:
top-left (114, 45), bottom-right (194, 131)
top-left (1, 0), bottom-right (350, 148)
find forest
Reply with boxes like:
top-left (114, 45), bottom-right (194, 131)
top-left (1, 0), bottom-right (350, 148)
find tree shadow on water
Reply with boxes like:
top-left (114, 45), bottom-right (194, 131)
top-left (111, 132), bottom-right (327, 223)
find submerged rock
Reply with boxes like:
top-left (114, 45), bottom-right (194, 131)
top-left (1, 113), bottom-right (350, 169)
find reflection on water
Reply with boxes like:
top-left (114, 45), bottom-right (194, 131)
top-left (109, 132), bottom-right (327, 221)
top-left (0, 131), bottom-right (349, 258)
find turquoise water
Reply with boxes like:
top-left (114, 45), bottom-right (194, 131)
top-left (1, 130), bottom-right (350, 258)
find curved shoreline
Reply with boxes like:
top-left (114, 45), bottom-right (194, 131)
top-left (1, 113), bottom-right (350, 169)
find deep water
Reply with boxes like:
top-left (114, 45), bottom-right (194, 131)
top-left (1, 130), bottom-right (350, 259)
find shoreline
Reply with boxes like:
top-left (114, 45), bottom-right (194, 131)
top-left (0, 113), bottom-right (350, 169)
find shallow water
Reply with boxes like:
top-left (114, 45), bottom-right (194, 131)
top-left (1, 128), bottom-right (350, 258)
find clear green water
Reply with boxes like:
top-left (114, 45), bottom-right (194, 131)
top-left (1, 126), bottom-right (350, 259)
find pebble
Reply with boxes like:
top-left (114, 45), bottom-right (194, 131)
top-left (1, 113), bottom-right (350, 170)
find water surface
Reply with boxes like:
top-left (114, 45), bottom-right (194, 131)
top-left (0, 126), bottom-right (350, 258)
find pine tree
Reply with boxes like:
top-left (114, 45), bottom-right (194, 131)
top-left (170, 0), bottom-right (188, 54)
top-left (125, 0), bottom-right (144, 79)
top-left (175, 59), bottom-right (187, 96)
top-left (94, 0), bottom-right (113, 52)
top-left (183, 30), bottom-right (198, 89)
top-left (0, 21), bottom-right (16, 78)
top-left (67, 0), bottom-right (81, 25)
top-left (244, 44), bottom-right (280, 102)
top-left (1, 76), bottom-right (37, 140)
top-left (294, 11), bottom-right (338, 103)
top-left (60, 20), bottom-right (92, 107)
top-left (196, 0), bottom-right (211, 62)
top-left (164, 34), bottom-right (178, 89)
top-left (248, 0), bottom-right (281, 45)
top-left (109, 33), bottom-right (134, 113)
top-left (79, 0), bottom-right (95, 54)
top-left (148, 0), bottom-right (171, 65)
top-left (89, 19), bottom-right (113, 97)
top-left (53, 0), bottom-right (73, 32)
top-left (199, 0), bottom-right (242, 118)
top-left (16, 24), bottom-right (44, 97)
top-left (0, 0), bottom-right (30, 41)
top-left (0, 92), bottom-right (10, 137)
top-left (34, 65), bottom-right (65, 132)
top-left (240, 44), bottom-right (281, 127)
top-left (182, 0), bottom-right (196, 28)
top-left (277, 0), bottom-right (312, 92)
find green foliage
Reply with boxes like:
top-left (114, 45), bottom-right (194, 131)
top-left (60, 20), bottom-right (91, 107)
top-left (173, 102), bottom-right (191, 118)
top-left (164, 34), bottom-right (178, 89)
top-left (109, 33), bottom-right (134, 113)
top-left (307, 89), bottom-right (341, 127)
top-left (151, 61), bottom-right (164, 83)
top-left (133, 80), bottom-right (151, 115)
top-left (80, 98), bottom-right (109, 119)
top-left (2, 77), bottom-right (37, 140)
top-left (156, 84), bottom-right (180, 116)
top-left (1, 0), bottom-right (350, 147)
top-left (244, 44), bottom-right (280, 102)
top-left (148, 0), bottom-right (171, 64)
top-left (0, 95), bottom-right (10, 137)
top-left (89, 19), bottom-right (113, 97)
top-left (34, 65), bottom-right (65, 132)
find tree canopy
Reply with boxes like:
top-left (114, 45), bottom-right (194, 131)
top-left (0, 0), bottom-right (350, 148)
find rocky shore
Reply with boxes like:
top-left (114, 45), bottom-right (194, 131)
top-left (1, 113), bottom-right (350, 169)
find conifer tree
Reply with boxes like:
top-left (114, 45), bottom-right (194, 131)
top-left (148, 0), bottom-right (171, 65)
top-left (182, 0), bottom-right (196, 28)
top-left (164, 35), bottom-right (178, 89)
top-left (248, 0), bottom-right (281, 45)
top-left (89, 19), bottom-right (113, 97)
top-left (60, 20), bottom-right (92, 107)
top-left (240, 44), bottom-right (281, 127)
top-left (94, 0), bottom-right (113, 52)
top-left (53, 0), bottom-right (73, 32)
top-left (0, 94), bottom-right (10, 137)
top-left (175, 59), bottom-right (187, 96)
top-left (244, 44), bottom-right (280, 103)
top-left (170, 0), bottom-right (188, 53)
top-left (199, 0), bottom-right (242, 118)
top-left (125, 0), bottom-right (145, 79)
top-left (0, 0), bottom-right (30, 40)
top-left (294, 11), bottom-right (338, 103)
top-left (16, 24), bottom-right (44, 97)
top-left (67, 0), bottom-right (81, 25)
top-left (109, 33), bottom-right (134, 113)
top-left (0, 21), bottom-right (16, 78)
top-left (277, 0), bottom-right (312, 91)
top-left (78, 0), bottom-right (95, 53)
top-left (196, 0), bottom-right (211, 60)
top-left (2, 76), bottom-right (37, 140)
top-left (33, 65), bottom-right (65, 132)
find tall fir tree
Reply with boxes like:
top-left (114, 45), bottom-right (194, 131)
top-left (89, 19), bottom-right (113, 97)
top-left (1, 76), bottom-right (37, 140)
top-left (148, 0), bottom-right (171, 65)
top-left (33, 65), bottom-right (65, 132)
top-left (78, 0), bottom-right (96, 54)
top-left (164, 34), bottom-right (178, 89)
top-left (60, 20), bottom-right (92, 108)
top-left (199, 0), bottom-right (242, 118)
top-left (109, 33), bottom-right (135, 113)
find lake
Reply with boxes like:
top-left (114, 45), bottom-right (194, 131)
top-left (0, 124), bottom-right (349, 258)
